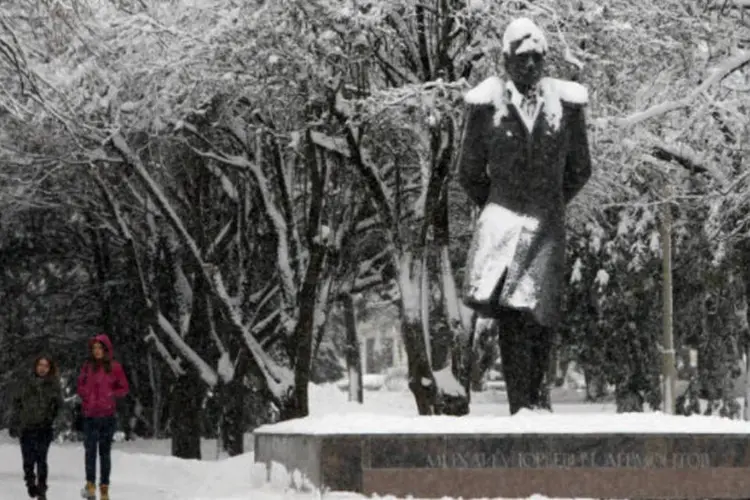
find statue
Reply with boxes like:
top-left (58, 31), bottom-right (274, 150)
top-left (457, 17), bottom-right (592, 414)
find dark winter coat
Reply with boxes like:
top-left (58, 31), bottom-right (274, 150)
top-left (77, 334), bottom-right (129, 418)
top-left (458, 76), bottom-right (592, 327)
top-left (11, 361), bottom-right (63, 432)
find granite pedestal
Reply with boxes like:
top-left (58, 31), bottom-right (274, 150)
top-left (254, 413), bottom-right (750, 499)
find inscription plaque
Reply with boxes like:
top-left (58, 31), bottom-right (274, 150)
top-left (367, 435), bottom-right (750, 469)
top-left (425, 450), bottom-right (711, 468)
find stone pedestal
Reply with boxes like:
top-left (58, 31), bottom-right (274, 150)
top-left (254, 413), bottom-right (750, 499)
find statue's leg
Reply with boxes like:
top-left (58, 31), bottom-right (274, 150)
top-left (497, 309), bottom-right (553, 414)
top-left (496, 309), bottom-right (530, 415)
top-left (528, 319), bottom-right (553, 411)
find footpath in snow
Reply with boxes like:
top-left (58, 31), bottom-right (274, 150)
top-left (0, 434), bottom-right (331, 500)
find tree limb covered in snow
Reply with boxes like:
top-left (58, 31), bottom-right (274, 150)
top-left (205, 218), bottom-right (236, 259)
top-left (92, 165), bottom-right (201, 380)
top-left (204, 161), bottom-right (239, 203)
top-left (251, 309), bottom-right (280, 336)
top-left (706, 0), bottom-right (750, 9)
top-left (245, 283), bottom-right (281, 340)
top-left (108, 131), bottom-right (294, 405)
top-left (209, 271), bottom-right (293, 401)
top-left (179, 124), bottom-right (299, 314)
top-left (144, 327), bottom-right (185, 376)
top-left (89, 165), bottom-right (151, 302)
top-left (157, 311), bottom-right (218, 386)
top-left (224, 118), bottom-right (304, 283)
top-left (332, 89), bottom-right (398, 234)
top-left (602, 52), bottom-right (750, 128)
top-left (309, 130), bottom-right (350, 158)
top-left (161, 227), bottom-right (194, 337)
top-left (110, 133), bottom-right (207, 277)
top-left (93, 157), bottom-right (226, 386)
top-left (648, 137), bottom-right (726, 185)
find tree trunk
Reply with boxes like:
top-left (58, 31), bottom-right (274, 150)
top-left (276, 393), bottom-right (305, 422)
top-left (285, 243), bottom-right (328, 420)
top-left (615, 382), bottom-right (644, 412)
top-left (220, 350), bottom-right (248, 456)
top-left (92, 227), bottom-right (115, 336)
top-left (342, 294), bottom-right (363, 403)
top-left (740, 241), bottom-right (750, 420)
top-left (435, 171), bottom-right (471, 415)
top-left (558, 356), bottom-right (571, 388)
top-left (147, 352), bottom-right (163, 438)
top-left (247, 379), bottom-right (271, 431)
top-left (219, 379), bottom-right (246, 456)
top-left (548, 341), bottom-right (560, 387)
top-left (403, 315), bottom-right (437, 414)
top-left (585, 370), bottom-right (607, 401)
top-left (169, 372), bottom-right (203, 459)
top-left (396, 253), bottom-right (437, 415)
top-left (170, 262), bottom-right (210, 459)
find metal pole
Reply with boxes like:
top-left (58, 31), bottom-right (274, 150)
top-left (661, 181), bottom-right (677, 414)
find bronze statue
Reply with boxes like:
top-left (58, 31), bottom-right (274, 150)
top-left (458, 18), bottom-right (592, 414)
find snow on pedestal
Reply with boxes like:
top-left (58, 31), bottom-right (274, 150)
top-left (254, 409), bottom-right (750, 435)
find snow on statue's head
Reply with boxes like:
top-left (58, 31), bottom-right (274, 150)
top-left (502, 17), bottom-right (548, 56)
top-left (502, 17), bottom-right (548, 91)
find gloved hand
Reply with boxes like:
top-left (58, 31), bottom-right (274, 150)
top-left (9, 427), bottom-right (19, 439)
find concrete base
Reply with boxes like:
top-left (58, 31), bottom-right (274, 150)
top-left (254, 430), bottom-right (750, 498)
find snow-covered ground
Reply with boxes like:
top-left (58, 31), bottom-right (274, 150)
top-left (0, 383), bottom-right (741, 500)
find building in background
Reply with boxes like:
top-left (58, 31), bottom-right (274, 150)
top-left (357, 307), bottom-right (406, 375)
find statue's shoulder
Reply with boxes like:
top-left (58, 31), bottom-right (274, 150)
top-left (543, 77), bottom-right (588, 106)
top-left (464, 76), bottom-right (505, 107)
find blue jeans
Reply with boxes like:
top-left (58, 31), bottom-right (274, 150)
top-left (83, 417), bottom-right (116, 485)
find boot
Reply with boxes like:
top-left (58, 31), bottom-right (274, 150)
top-left (36, 481), bottom-right (47, 500)
top-left (80, 481), bottom-right (95, 500)
top-left (100, 484), bottom-right (109, 500)
top-left (26, 483), bottom-right (38, 498)
top-left (24, 472), bottom-right (37, 498)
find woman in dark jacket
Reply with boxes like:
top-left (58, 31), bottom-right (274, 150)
top-left (10, 354), bottom-right (63, 500)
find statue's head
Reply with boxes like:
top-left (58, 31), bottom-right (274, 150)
top-left (502, 17), bottom-right (548, 91)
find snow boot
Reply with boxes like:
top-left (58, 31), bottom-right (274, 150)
top-left (25, 473), bottom-right (38, 498)
top-left (80, 481), bottom-right (96, 500)
top-left (36, 481), bottom-right (47, 500)
top-left (100, 484), bottom-right (109, 500)
top-left (26, 483), bottom-right (38, 498)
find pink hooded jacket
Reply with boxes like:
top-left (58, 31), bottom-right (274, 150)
top-left (76, 334), bottom-right (130, 418)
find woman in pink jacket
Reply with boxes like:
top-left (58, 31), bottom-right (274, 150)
top-left (76, 334), bottom-right (129, 500)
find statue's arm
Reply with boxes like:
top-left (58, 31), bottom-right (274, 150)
top-left (457, 103), bottom-right (491, 207)
top-left (563, 104), bottom-right (592, 204)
